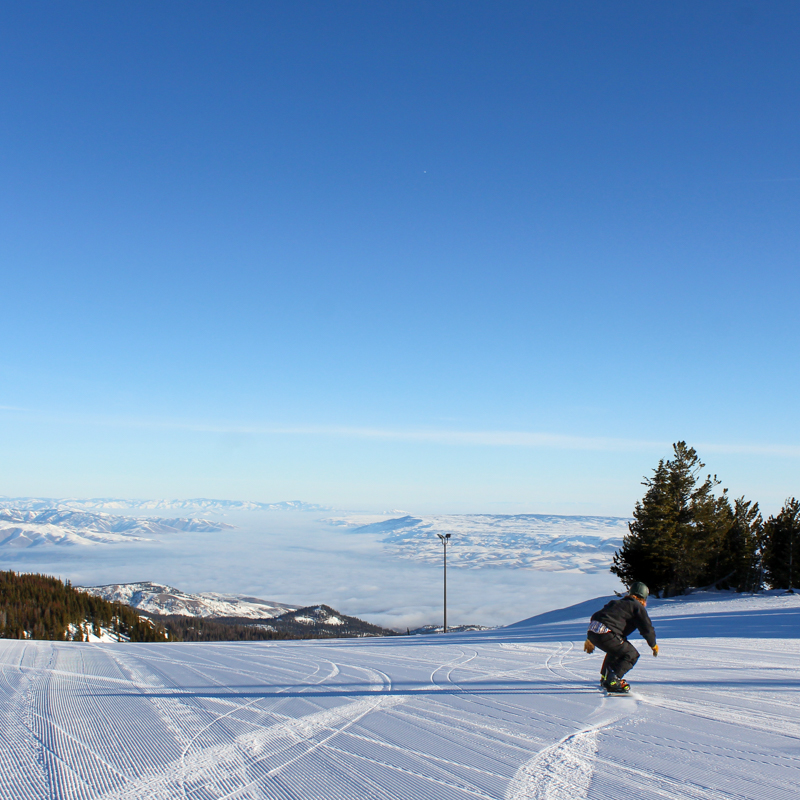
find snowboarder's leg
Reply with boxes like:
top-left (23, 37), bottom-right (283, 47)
top-left (588, 631), bottom-right (618, 686)
top-left (608, 641), bottom-right (639, 679)
top-left (600, 653), bottom-right (612, 682)
top-left (588, 631), bottom-right (639, 684)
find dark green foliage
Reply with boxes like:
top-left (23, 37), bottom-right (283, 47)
top-left (266, 605), bottom-right (399, 638)
top-left (141, 605), bottom-right (398, 642)
top-left (612, 442), bottom-right (760, 596)
top-left (0, 571), bottom-right (170, 642)
top-left (711, 497), bottom-right (764, 592)
top-left (152, 615), bottom-right (304, 642)
top-left (0, 572), bottom-right (399, 643)
top-left (173, 606), bottom-right (399, 641)
top-left (762, 498), bottom-right (800, 590)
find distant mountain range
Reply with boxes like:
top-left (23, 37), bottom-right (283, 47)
top-left (0, 497), bottom-right (630, 575)
top-left (0, 497), bottom-right (331, 513)
top-left (0, 508), bottom-right (234, 548)
top-left (325, 512), bottom-right (629, 573)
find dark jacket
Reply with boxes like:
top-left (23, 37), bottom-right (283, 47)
top-left (591, 596), bottom-right (656, 648)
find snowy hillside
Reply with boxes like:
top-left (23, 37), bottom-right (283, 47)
top-left (326, 513), bottom-right (629, 572)
top-left (77, 582), bottom-right (296, 619)
top-left (0, 508), bottom-right (234, 548)
top-left (0, 496), bottom-right (330, 513)
top-left (1, 591), bottom-right (797, 799)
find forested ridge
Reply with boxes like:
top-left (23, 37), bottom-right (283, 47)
top-left (612, 442), bottom-right (800, 596)
top-left (0, 572), bottom-right (399, 642)
top-left (0, 572), bottom-right (310, 642)
top-left (146, 614), bottom-right (306, 642)
top-left (0, 571), bottom-right (170, 641)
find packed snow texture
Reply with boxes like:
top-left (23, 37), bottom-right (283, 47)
top-left (77, 582), bottom-right (296, 619)
top-left (0, 508), bottom-right (234, 548)
top-left (330, 513), bottom-right (628, 572)
top-left (1, 591), bottom-right (797, 799)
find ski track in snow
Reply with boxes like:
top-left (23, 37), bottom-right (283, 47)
top-left (1, 595), bottom-right (800, 799)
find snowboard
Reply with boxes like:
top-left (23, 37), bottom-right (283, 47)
top-left (602, 688), bottom-right (638, 698)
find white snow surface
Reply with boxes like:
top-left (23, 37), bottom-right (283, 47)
top-left (0, 508), bottom-right (234, 548)
top-left (333, 513), bottom-right (629, 572)
top-left (1, 590), bottom-right (798, 799)
top-left (77, 582), bottom-right (297, 619)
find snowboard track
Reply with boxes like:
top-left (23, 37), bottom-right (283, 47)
top-left (1, 621), bottom-right (799, 800)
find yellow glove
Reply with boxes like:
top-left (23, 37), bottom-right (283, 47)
top-left (584, 639), bottom-right (595, 654)
top-left (652, 644), bottom-right (659, 657)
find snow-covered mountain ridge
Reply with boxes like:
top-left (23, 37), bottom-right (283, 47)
top-left (77, 582), bottom-right (296, 619)
top-left (0, 496), bottom-right (330, 513)
top-left (326, 512), bottom-right (629, 572)
top-left (0, 508), bottom-right (234, 548)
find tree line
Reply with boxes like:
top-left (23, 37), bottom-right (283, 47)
top-left (150, 614), bottom-right (307, 642)
top-left (0, 571), bottom-right (171, 641)
top-left (612, 441), bottom-right (800, 596)
top-left (0, 572), bottom-right (399, 642)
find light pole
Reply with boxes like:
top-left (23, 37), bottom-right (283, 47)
top-left (437, 533), bottom-right (451, 632)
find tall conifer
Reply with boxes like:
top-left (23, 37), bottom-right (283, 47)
top-left (612, 442), bottom-right (733, 596)
top-left (762, 498), bottom-right (800, 590)
top-left (708, 497), bottom-right (763, 591)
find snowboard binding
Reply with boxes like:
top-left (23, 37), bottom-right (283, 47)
top-left (601, 672), bottom-right (630, 694)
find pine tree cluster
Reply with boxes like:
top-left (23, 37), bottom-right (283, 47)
top-left (0, 571), bottom-right (170, 641)
top-left (612, 442), bottom-right (800, 596)
top-left (0, 572), bottom-right (400, 643)
top-left (149, 614), bottom-right (306, 642)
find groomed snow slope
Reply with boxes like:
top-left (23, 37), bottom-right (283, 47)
top-left (0, 592), bottom-right (798, 799)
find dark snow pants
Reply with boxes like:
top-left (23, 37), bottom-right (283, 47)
top-left (587, 630), bottom-right (639, 679)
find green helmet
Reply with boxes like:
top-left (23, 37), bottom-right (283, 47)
top-left (629, 582), bottom-right (649, 600)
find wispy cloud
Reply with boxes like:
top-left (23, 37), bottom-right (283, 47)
top-left (151, 421), bottom-right (800, 458)
top-left (695, 441), bottom-right (800, 458)
top-left (8, 407), bottom-right (800, 458)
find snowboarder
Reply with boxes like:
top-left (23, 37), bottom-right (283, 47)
top-left (583, 582), bottom-right (658, 693)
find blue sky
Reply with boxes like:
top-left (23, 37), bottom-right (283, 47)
top-left (2, 2), bottom-right (799, 515)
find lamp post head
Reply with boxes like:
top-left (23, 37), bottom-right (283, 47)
top-left (437, 533), bottom-right (451, 543)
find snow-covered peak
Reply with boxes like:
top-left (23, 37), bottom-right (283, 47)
top-left (77, 582), bottom-right (296, 619)
top-left (409, 624), bottom-right (494, 635)
top-left (279, 605), bottom-right (346, 626)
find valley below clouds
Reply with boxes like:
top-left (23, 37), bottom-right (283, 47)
top-left (0, 498), bottom-right (627, 630)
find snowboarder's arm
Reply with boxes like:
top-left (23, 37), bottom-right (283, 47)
top-left (636, 606), bottom-right (657, 648)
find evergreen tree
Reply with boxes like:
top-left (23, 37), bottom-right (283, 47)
top-left (709, 497), bottom-right (763, 592)
top-left (0, 571), bottom-right (171, 641)
top-left (612, 442), bottom-right (731, 596)
top-left (612, 458), bottom-right (673, 593)
top-left (762, 498), bottom-right (800, 590)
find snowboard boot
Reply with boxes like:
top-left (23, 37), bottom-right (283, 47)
top-left (605, 676), bottom-right (630, 694)
top-left (601, 671), bottom-right (630, 693)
